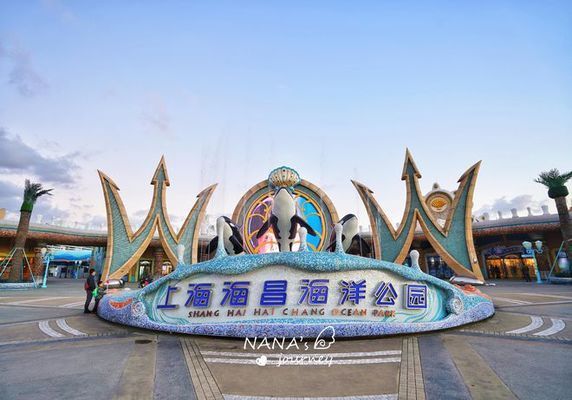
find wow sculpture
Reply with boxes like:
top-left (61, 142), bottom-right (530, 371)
top-left (97, 158), bottom-right (493, 338)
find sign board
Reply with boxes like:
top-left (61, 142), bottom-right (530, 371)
top-left (98, 252), bottom-right (494, 338)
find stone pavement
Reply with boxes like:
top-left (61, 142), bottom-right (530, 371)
top-left (1, 279), bottom-right (571, 399)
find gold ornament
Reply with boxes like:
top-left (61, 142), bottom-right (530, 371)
top-left (268, 166), bottom-right (301, 188)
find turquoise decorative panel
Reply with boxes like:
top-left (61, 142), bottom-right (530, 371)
top-left (100, 158), bottom-right (216, 279)
top-left (353, 150), bottom-right (482, 280)
top-left (97, 251), bottom-right (494, 337)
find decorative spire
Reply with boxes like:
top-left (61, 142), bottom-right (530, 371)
top-left (151, 155), bottom-right (171, 186)
top-left (401, 148), bottom-right (422, 180)
top-left (98, 157), bottom-right (217, 280)
top-left (352, 149), bottom-right (484, 281)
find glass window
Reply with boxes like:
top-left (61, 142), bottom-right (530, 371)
top-left (425, 255), bottom-right (453, 279)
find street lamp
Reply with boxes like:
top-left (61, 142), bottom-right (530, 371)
top-left (40, 247), bottom-right (52, 289)
top-left (522, 240), bottom-right (543, 283)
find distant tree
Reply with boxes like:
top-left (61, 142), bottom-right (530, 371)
top-left (535, 169), bottom-right (572, 250)
top-left (8, 180), bottom-right (53, 282)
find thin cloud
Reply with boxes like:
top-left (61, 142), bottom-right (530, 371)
top-left (40, 0), bottom-right (78, 23)
top-left (0, 128), bottom-right (78, 184)
top-left (33, 201), bottom-right (70, 222)
top-left (474, 194), bottom-right (548, 217)
top-left (1, 42), bottom-right (48, 97)
top-left (129, 209), bottom-right (183, 229)
top-left (0, 180), bottom-right (21, 211)
top-left (0, 179), bottom-right (68, 221)
top-left (141, 97), bottom-right (174, 137)
top-left (84, 214), bottom-right (107, 229)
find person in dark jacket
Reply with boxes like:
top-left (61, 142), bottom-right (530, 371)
top-left (84, 269), bottom-right (97, 313)
top-left (522, 264), bottom-right (531, 282)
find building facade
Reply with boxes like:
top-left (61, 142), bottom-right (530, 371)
top-left (1, 204), bottom-right (568, 282)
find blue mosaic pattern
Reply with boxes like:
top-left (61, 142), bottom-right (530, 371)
top-left (98, 252), bottom-right (494, 337)
top-left (354, 156), bottom-right (480, 276)
top-left (102, 164), bottom-right (214, 276)
top-left (0, 282), bottom-right (38, 289)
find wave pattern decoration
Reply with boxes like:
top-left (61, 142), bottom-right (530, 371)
top-left (97, 252), bottom-right (494, 337)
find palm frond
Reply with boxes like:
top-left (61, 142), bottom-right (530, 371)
top-left (21, 179), bottom-right (54, 207)
top-left (534, 169), bottom-right (572, 188)
top-left (36, 189), bottom-right (54, 197)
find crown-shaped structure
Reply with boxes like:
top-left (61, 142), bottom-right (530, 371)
top-left (352, 149), bottom-right (483, 280)
top-left (99, 157), bottom-right (216, 280)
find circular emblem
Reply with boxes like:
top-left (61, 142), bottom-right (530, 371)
top-left (233, 179), bottom-right (338, 254)
top-left (131, 300), bottom-right (146, 318)
top-left (447, 296), bottom-right (464, 315)
top-left (427, 194), bottom-right (451, 213)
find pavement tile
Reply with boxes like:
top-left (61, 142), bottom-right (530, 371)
top-left (113, 337), bottom-right (157, 400)
top-left (442, 335), bottom-right (517, 400)
top-left (418, 334), bottom-right (470, 400)
top-left (154, 336), bottom-right (196, 400)
top-left (469, 336), bottom-right (572, 400)
top-left (181, 338), bottom-right (224, 400)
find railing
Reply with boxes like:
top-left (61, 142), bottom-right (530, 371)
top-left (0, 248), bottom-right (38, 286)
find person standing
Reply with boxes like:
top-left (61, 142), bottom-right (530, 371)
top-left (522, 264), bottom-right (531, 282)
top-left (84, 269), bottom-right (96, 313)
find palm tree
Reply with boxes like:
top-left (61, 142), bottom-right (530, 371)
top-left (535, 168), bottom-right (572, 245)
top-left (8, 180), bottom-right (53, 282)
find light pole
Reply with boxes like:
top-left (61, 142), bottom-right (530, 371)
top-left (522, 240), bottom-right (543, 283)
top-left (40, 247), bottom-right (52, 289)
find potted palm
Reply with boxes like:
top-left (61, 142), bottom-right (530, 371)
top-left (7, 180), bottom-right (53, 282)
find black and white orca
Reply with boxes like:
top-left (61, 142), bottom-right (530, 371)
top-left (326, 214), bottom-right (371, 255)
top-left (208, 216), bottom-right (245, 256)
top-left (256, 187), bottom-right (317, 252)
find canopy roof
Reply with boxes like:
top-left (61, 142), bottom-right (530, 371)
top-left (49, 249), bottom-right (92, 263)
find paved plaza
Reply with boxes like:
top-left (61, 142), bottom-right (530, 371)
top-left (0, 279), bottom-right (571, 400)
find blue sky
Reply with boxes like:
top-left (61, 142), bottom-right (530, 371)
top-left (0, 1), bottom-right (571, 229)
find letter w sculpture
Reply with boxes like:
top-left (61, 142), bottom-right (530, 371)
top-left (99, 157), bottom-right (216, 280)
top-left (352, 150), bottom-right (483, 280)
